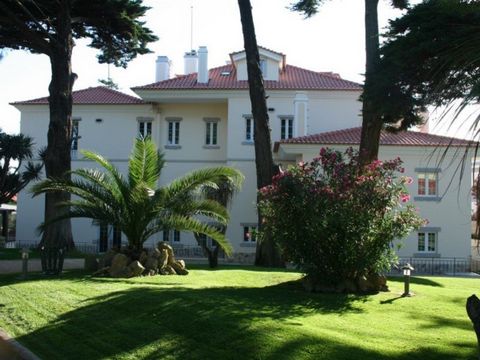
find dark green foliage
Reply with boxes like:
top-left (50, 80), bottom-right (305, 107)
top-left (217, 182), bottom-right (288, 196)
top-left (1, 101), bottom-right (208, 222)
top-left (0, 130), bottom-right (42, 205)
top-left (0, 0), bottom-right (157, 66)
top-left (258, 148), bottom-right (424, 286)
top-left (375, 0), bottom-right (480, 130)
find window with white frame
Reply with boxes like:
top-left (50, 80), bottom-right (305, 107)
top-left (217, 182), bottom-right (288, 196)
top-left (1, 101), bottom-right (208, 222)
top-left (204, 118), bottom-right (219, 146)
top-left (71, 118), bottom-right (81, 158)
top-left (197, 233), bottom-right (217, 248)
top-left (280, 116), bottom-right (294, 140)
top-left (417, 172), bottom-right (438, 196)
top-left (243, 225), bottom-right (257, 242)
top-left (245, 116), bottom-right (254, 142)
top-left (167, 118), bottom-right (181, 145)
top-left (417, 231), bottom-right (437, 253)
top-left (138, 118), bottom-right (152, 138)
top-left (163, 229), bottom-right (181, 242)
top-left (259, 58), bottom-right (267, 75)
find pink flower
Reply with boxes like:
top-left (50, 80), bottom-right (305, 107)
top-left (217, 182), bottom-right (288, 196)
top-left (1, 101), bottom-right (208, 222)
top-left (298, 161), bottom-right (304, 167)
top-left (406, 176), bottom-right (413, 185)
top-left (400, 194), bottom-right (410, 203)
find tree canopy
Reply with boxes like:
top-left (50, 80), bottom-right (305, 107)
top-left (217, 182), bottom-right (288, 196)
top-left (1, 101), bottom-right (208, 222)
top-left (0, 0), bottom-right (156, 67)
top-left (373, 0), bottom-right (480, 131)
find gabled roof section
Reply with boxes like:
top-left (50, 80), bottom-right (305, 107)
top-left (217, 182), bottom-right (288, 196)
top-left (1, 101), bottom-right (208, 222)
top-left (230, 46), bottom-right (286, 71)
top-left (133, 64), bottom-right (361, 91)
top-left (275, 127), bottom-right (472, 151)
top-left (12, 86), bottom-right (146, 105)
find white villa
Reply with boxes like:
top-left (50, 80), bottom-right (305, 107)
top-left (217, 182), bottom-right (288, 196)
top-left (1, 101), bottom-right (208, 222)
top-left (12, 46), bottom-right (474, 265)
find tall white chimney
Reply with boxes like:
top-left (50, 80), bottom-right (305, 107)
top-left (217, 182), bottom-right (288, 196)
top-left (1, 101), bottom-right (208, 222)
top-left (155, 56), bottom-right (170, 82)
top-left (184, 50), bottom-right (198, 75)
top-left (197, 46), bottom-right (209, 84)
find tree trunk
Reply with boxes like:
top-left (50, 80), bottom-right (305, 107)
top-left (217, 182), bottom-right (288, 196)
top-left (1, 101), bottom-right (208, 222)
top-left (238, 0), bottom-right (283, 267)
top-left (466, 295), bottom-right (480, 359)
top-left (207, 246), bottom-right (219, 268)
top-left (41, 1), bottom-right (74, 273)
top-left (359, 0), bottom-right (382, 165)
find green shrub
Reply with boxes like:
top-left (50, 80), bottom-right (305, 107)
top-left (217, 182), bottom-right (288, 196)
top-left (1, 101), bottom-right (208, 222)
top-left (258, 148), bottom-right (424, 288)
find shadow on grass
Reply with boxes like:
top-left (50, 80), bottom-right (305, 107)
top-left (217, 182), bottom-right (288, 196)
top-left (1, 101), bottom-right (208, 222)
top-left (13, 280), bottom-right (476, 360)
top-left (387, 276), bottom-right (444, 287)
top-left (0, 270), bottom-right (91, 288)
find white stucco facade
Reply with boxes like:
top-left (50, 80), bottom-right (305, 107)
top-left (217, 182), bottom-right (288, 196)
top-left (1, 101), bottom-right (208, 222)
top-left (12, 47), bottom-right (473, 261)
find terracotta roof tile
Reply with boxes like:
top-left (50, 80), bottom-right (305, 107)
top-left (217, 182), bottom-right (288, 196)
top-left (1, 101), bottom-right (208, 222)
top-left (276, 127), bottom-right (472, 150)
top-left (132, 64), bottom-right (361, 91)
top-left (12, 86), bottom-right (146, 105)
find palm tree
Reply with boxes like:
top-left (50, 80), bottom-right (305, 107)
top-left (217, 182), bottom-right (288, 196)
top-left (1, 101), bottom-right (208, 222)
top-left (194, 179), bottom-right (240, 268)
top-left (0, 131), bottom-right (43, 205)
top-left (31, 137), bottom-right (244, 255)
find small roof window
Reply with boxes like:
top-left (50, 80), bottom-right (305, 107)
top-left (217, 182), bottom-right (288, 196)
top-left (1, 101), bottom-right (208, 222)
top-left (220, 71), bottom-right (231, 76)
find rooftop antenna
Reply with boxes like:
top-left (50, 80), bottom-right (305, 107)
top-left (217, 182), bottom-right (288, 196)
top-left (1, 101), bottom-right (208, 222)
top-left (190, 5), bottom-right (194, 51)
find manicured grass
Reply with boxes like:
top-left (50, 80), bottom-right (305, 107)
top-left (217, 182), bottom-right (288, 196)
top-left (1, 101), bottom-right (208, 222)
top-left (0, 267), bottom-right (477, 359)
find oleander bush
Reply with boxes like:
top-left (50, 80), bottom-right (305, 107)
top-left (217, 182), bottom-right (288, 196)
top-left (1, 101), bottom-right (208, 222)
top-left (258, 147), bottom-right (424, 292)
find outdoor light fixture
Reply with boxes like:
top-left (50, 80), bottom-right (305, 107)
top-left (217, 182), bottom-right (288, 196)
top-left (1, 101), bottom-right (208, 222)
top-left (402, 263), bottom-right (414, 297)
top-left (20, 247), bottom-right (30, 279)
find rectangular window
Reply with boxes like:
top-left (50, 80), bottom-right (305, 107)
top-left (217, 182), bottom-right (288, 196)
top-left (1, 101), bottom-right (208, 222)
top-left (259, 59), bottom-right (267, 75)
top-left (418, 172), bottom-right (437, 196)
top-left (243, 226), bottom-right (257, 242)
top-left (168, 120), bottom-right (180, 145)
top-left (418, 232), bottom-right (437, 252)
top-left (112, 225), bottom-right (122, 248)
top-left (280, 117), bottom-right (294, 140)
top-left (71, 118), bottom-right (80, 158)
top-left (205, 120), bottom-right (218, 146)
top-left (163, 229), bottom-right (181, 243)
top-left (245, 117), bottom-right (254, 142)
top-left (138, 120), bottom-right (152, 138)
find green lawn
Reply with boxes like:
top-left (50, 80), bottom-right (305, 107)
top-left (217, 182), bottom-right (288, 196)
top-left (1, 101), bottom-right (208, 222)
top-left (0, 266), bottom-right (477, 359)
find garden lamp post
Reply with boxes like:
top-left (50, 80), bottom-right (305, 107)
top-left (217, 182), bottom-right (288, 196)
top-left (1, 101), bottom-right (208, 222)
top-left (402, 263), bottom-right (414, 297)
top-left (20, 247), bottom-right (30, 279)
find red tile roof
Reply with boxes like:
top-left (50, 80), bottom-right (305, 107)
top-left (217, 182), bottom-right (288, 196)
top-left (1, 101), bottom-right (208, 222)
top-left (12, 86), bottom-right (146, 105)
top-left (132, 64), bottom-right (361, 91)
top-left (275, 127), bottom-right (472, 151)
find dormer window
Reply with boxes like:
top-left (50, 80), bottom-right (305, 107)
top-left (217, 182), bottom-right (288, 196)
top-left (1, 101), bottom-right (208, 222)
top-left (259, 59), bottom-right (267, 75)
top-left (220, 71), bottom-right (231, 76)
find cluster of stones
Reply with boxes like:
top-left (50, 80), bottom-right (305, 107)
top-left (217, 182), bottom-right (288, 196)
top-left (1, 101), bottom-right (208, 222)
top-left (303, 273), bottom-right (388, 294)
top-left (92, 242), bottom-right (188, 278)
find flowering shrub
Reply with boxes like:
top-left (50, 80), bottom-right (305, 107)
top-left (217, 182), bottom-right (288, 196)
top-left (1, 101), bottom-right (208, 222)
top-left (258, 148), bottom-right (424, 291)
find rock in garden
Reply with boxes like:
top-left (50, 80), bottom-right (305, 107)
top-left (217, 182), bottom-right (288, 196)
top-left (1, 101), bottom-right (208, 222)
top-left (171, 260), bottom-right (189, 275)
top-left (367, 273), bottom-right (389, 292)
top-left (145, 257), bottom-right (158, 271)
top-left (158, 242), bottom-right (175, 263)
top-left (109, 253), bottom-right (129, 277)
top-left (148, 248), bottom-right (161, 259)
top-left (158, 249), bottom-right (168, 269)
top-left (128, 260), bottom-right (145, 277)
top-left (84, 254), bottom-right (99, 272)
top-left (139, 251), bottom-right (148, 265)
top-left (99, 249), bottom-right (117, 268)
top-left (159, 264), bottom-right (176, 275)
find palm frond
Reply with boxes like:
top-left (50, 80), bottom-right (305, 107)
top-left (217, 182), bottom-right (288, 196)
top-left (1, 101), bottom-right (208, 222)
top-left (128, 136), bottom-right (164, 189)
